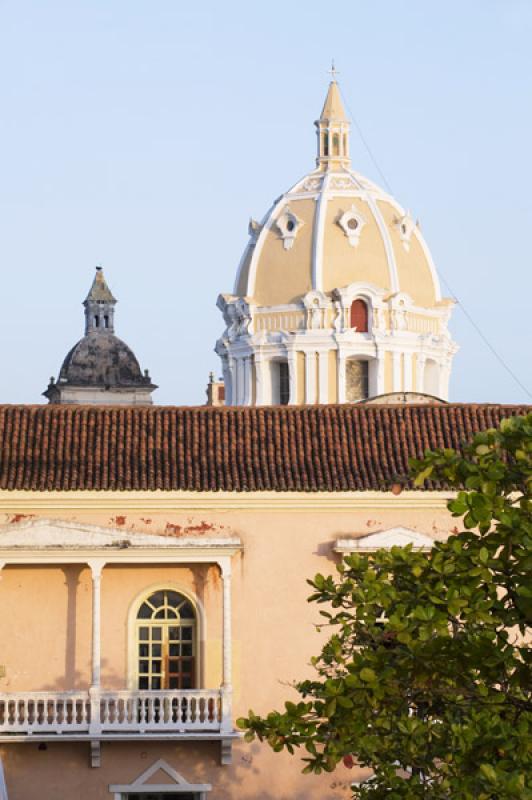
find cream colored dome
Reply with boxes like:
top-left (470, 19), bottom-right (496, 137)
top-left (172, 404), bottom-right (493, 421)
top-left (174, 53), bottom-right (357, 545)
top-left (235, 167), bottom-right (441, 309)
top-left (217, 79), bottom-right (458, 408)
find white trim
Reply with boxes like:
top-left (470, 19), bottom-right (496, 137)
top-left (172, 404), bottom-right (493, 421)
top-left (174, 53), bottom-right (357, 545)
top-left (109, 757), bottom-right (212, 796)
top-left (318, 351), bottom-right (329, 404)
top-left (413, 226), bottom-right (442, 303)
top-left (0, 490), bottom-right (455, 512)
top-left (305, 351), bottom-right (316, 404)
top-left (365, 194), bottom-right (399, 293)
top-left (311, 172), bottom-right (329, 291)
top-left (0, 518), bottom-right (242, 554)
top-left (335, 527), bottom-right (436, 553)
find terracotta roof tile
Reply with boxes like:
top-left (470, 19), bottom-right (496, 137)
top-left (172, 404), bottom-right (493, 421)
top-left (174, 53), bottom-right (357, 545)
top-left (0, 403), bottom-right (528, 492)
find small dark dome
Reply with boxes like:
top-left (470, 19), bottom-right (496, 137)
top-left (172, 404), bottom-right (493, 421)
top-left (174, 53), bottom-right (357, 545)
top-left (59, 332), bottom-right (153, 388)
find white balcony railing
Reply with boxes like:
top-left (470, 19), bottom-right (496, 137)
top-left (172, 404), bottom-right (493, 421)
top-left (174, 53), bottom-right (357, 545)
top-left (0, 689), bottom-right (224, 736)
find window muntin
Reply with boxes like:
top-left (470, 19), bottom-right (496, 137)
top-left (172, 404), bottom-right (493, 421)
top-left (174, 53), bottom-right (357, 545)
top-left (136, 590), bottom-right (196, 690)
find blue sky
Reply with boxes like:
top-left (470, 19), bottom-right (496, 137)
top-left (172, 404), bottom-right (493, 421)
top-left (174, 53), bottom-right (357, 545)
top-left (0, 0), bottom-right (530, 405)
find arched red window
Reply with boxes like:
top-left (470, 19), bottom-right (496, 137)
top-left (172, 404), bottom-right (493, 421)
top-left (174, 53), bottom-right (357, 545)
top-left (350, 299), bottom-right (369, 332)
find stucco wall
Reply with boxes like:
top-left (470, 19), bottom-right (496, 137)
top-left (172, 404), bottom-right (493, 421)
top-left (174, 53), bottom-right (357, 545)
top-left (0, 494), bottom-right (455, 799)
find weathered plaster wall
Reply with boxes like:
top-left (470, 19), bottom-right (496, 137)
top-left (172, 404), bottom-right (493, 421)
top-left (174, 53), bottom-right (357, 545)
top-left (0, 492), bottom-right (456, 799)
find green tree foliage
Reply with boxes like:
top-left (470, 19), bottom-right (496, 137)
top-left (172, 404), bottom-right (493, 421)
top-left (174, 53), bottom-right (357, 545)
top-left (238, 414), bottom-right (532, 798)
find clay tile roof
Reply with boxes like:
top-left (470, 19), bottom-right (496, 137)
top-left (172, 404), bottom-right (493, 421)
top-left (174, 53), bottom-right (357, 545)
top-left (0, 403), bottom-right (528, 493)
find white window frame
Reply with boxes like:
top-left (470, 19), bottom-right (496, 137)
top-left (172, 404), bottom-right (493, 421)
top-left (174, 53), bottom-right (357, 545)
top-left (127, 583), bottom-right (206, 691)
top-left (109, 758), bottom-right (211, 799)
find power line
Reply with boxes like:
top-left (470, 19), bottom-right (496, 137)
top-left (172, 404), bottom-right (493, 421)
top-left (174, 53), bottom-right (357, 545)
top-left (338, 85), bottom-right (532, 402)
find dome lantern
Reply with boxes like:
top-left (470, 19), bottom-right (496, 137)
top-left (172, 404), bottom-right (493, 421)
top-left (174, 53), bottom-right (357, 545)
top-left (315, 77), bottom-right (351, 170)
top-left (83, 266), bottom-right (116, 335)
top-left (216, 77), bottom-right (458, 407)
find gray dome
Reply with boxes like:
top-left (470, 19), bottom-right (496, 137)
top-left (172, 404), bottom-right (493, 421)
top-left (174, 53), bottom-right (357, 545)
top-left (58, 332), bottom-right (154, 388)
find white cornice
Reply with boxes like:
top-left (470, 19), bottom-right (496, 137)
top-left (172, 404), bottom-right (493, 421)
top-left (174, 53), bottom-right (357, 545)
top-left (0, 490), bottom-right (455, 512)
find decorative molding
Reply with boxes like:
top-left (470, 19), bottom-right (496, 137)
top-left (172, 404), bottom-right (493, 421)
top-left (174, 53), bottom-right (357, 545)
top-left (0, 518), bottom-right (241, 553)
top-left (109, 758), bottom-right (212, 795)
top-left (394, 212), bottom-right (416, 252)
top-left (335, 527), bottom-right (437, 553)
top-left (275, 206), bottom-right (304, 250)
top-left (0, 490), bottom-right (456, 513)
top-left (336, 204), bottom-right (366, 246)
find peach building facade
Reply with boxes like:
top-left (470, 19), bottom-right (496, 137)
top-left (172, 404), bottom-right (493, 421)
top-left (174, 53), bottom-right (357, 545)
top-left (0, 403), bottom-right (528, 799)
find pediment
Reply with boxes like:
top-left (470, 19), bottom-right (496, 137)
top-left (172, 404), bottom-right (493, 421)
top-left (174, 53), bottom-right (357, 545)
top-left (109, 757), bottom-right (211, 793)
top-left (335, 527), bottom-right (434, 553)
top-left (0, 518), bottom-right (238, 551)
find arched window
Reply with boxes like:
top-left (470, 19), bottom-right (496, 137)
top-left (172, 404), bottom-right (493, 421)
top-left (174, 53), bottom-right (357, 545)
top-left (350, 299), bottom-right (369, 332)
top-left (103, 315), bottom-right (109, 328)
top-left (271, 360), bottom-right (290, 405)
top-left (346, 359), bottom-right (369, 402)
top-left (136, 590), bottom-right (196, 690)
top-left (94, 315), bottom-right (100, 328)
top-left (323, 132), bottom-right (329, 156)
top-left (332, 133), bottom-right (340, 155)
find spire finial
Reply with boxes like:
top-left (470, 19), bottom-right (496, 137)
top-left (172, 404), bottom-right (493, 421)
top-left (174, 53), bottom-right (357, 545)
top-left (328, 60), bottom-right (339, 82)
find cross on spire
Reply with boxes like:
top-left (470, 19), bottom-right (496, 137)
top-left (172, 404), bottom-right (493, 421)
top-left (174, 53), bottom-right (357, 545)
top-left (328, 60), bottom-right (340, 82)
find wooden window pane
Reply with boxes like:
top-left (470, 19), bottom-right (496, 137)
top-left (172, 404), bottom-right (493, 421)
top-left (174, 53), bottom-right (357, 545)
top-left (350, 299), bottom-right (368, 332)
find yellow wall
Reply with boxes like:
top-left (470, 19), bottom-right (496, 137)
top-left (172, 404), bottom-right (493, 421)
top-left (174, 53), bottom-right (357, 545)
top-left (377, 201), bottom-right (437, 307)
top-left (253, 199), bottom-right (315, 305)
top-left (322, 197), bottom-right (390, 293)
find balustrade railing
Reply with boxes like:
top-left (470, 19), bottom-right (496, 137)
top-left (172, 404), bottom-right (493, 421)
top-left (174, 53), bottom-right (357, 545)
top-left (0, 689), bottom-right (223, 736)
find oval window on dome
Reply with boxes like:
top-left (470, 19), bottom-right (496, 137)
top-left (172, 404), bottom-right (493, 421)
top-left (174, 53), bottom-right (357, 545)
top-left (286, 219), bottom-right (295, 232)
top-left (347, 218), bottom-right (359, 230)
top-left (350, 299), bottom-right (369, 332)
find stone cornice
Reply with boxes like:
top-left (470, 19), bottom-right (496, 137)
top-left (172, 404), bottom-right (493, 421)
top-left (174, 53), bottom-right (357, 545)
top-left (0, 489), bottom-right (455, 513)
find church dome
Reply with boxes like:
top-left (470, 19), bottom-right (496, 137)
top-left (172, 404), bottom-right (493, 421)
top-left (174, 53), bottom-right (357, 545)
top-left (235, 81), bottom-right (441, 309)
top-left (216, 77), bottom-right (458, 408)
top-left (58, 332), bottom-right (150, 388)
top-left (44, 268), bottom-right (156, 405)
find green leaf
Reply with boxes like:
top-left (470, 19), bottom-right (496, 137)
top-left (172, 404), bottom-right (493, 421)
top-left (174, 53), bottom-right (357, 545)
top-left (360, 668), bottom-right (377, 683)
top-left (479, 763), bottom-right (498, 783)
